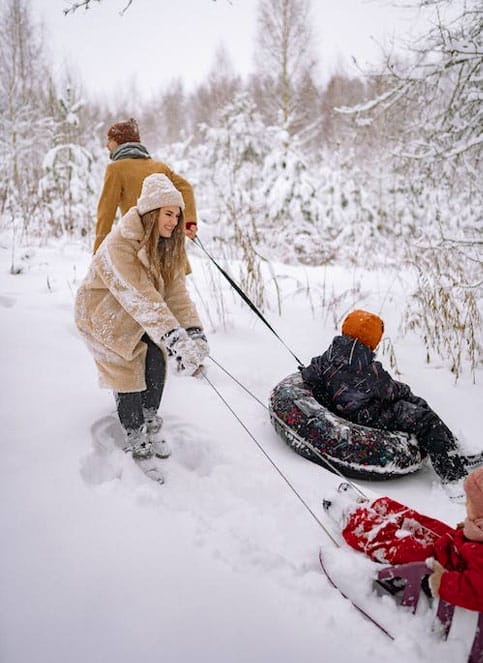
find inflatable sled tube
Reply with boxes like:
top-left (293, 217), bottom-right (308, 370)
top-left (269, 373), bottom-right (423, 481)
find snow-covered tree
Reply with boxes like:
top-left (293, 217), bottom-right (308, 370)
top-left (189, 46), bottom-right (243, 141)
top-left (260, 123), bottom-right (325, 264)
top-left (337, 0), bottom-right (482, 183)
top-left (193, 93), bottom-right (274, 307)
top-left (136, 78), bottom-right (188, 149)
top-left (329, 0), bottom-right (482, 379)
top-left (0, 0), bottom-right (55, 228)
top-left (253, 0), bottom-right (319, 140)
top-left (33, 80), bottom-right (101, 239)
top-left (199, 92), bottom-right (270, 231)
top-left (39, 143), bottom-right (96, 238)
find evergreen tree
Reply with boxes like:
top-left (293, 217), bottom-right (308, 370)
top-left (38, 85), bottom-right (96, 238)
top-left (261, 122), bottom-right (324, 263)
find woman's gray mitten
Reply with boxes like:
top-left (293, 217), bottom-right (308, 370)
top-left (186, 327), bottom-right (209, 361)
top-left (162, 328), bottom-right (203, 375)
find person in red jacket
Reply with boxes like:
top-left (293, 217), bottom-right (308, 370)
top-left (427, 468), bottom-right (483, 612)
top-left (325, 467), bottom-right (483, 611)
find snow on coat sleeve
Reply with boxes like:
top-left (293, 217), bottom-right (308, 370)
top-left (435, 531), bottom-right (483, 612)
top-left (95, 237), bottom-right (190, 346)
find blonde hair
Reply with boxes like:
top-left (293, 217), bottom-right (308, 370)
top-left (140, 208), bottom-right (186, 286)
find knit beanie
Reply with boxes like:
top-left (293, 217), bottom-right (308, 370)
top-left (341, 310), bottom-right (384, 351)
top-left (137, 174), bottom-right (185, 215)
top-left (463, 467), bottom-right (483, 542)
top-left (107, 118), bottom-right (140, 145)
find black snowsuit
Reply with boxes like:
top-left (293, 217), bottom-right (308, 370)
top-left (300, 335), bottom-right (466, 483)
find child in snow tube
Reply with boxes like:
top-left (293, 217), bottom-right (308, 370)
top-left (301, 309), bottom-right (479, 500)
top-left (323, 467), bottom-right (483, 612)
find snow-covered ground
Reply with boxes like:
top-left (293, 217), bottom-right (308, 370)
top-left (0, 234), bottom-right (480, 663)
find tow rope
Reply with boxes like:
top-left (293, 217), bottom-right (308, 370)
top-left (207, 355), bottom-right (368, 501)
top-left (192, 236), bottom-right (304, 367)
top-left (200, 365), bottom-right (341, 546)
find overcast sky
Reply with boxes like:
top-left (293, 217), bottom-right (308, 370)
top-left (31, 0), bottom-right (426, 102)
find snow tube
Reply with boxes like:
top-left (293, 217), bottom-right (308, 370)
top-left (269, 372), bottom-right (424, 481)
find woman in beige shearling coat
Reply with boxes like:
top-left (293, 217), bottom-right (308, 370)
top-left (75, 174), bottom-right (208, 479)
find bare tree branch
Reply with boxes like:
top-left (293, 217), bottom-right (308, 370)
top-left (336, 1), bottom-right (482, 170)
top-left (64, 0), bottom-right (225, 14)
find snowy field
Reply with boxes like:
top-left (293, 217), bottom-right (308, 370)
top-left (0, 232), bottom-right (480, 663)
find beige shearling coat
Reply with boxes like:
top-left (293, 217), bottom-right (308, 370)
top-left (75, 207), bottom-right (202, 392)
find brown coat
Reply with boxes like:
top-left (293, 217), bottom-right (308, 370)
top-left (76, 207), bottom-right (202, 392)
top-left (94, 158), bottom-right (197, 253)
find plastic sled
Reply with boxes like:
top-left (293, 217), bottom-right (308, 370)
top-left (377, 562), bottom-right (483, 663)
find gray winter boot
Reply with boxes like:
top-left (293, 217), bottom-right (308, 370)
top-left (125, 425), bottom-right (165, 484)
top-left (143, 409), bottom-right (171, 459)
top-left (135, 455), bottom-right (165, 484)
top-left (125, 425), bottom-right (153, 460)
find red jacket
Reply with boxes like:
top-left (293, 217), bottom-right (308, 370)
top-left (434, 529), bottom-right (483, 612)
top-left (342, 497), bottom-right (483, 611)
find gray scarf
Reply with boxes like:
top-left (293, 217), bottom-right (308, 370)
top-left (110, 142), bottom-right (150, 161)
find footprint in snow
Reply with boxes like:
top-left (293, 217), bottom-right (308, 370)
top-left (80, 413), bottom-right (224, 486)
top-left (164, 414), bottom-right (228, 476)
top-left (79, 415), bottom-right (125, 485)
top-left (0, 295), bottom-right (16, 308)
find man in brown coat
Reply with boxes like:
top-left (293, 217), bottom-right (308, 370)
top-left (93, 118), bottom-right (198, 253)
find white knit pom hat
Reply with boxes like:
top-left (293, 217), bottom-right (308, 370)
top-left (137, 174), bottom-right (185, 215)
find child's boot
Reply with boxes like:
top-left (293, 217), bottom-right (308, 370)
top-left (464, 451), bottom-right (483, 472)
top-left (441, 476), bottom-right (465, 502)
top-left (322, 482), bottom-right (368, 527)
top-left (440, 455), bottom-right (466, 502)
top-left (430, 446), bottom-right (467, 502)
